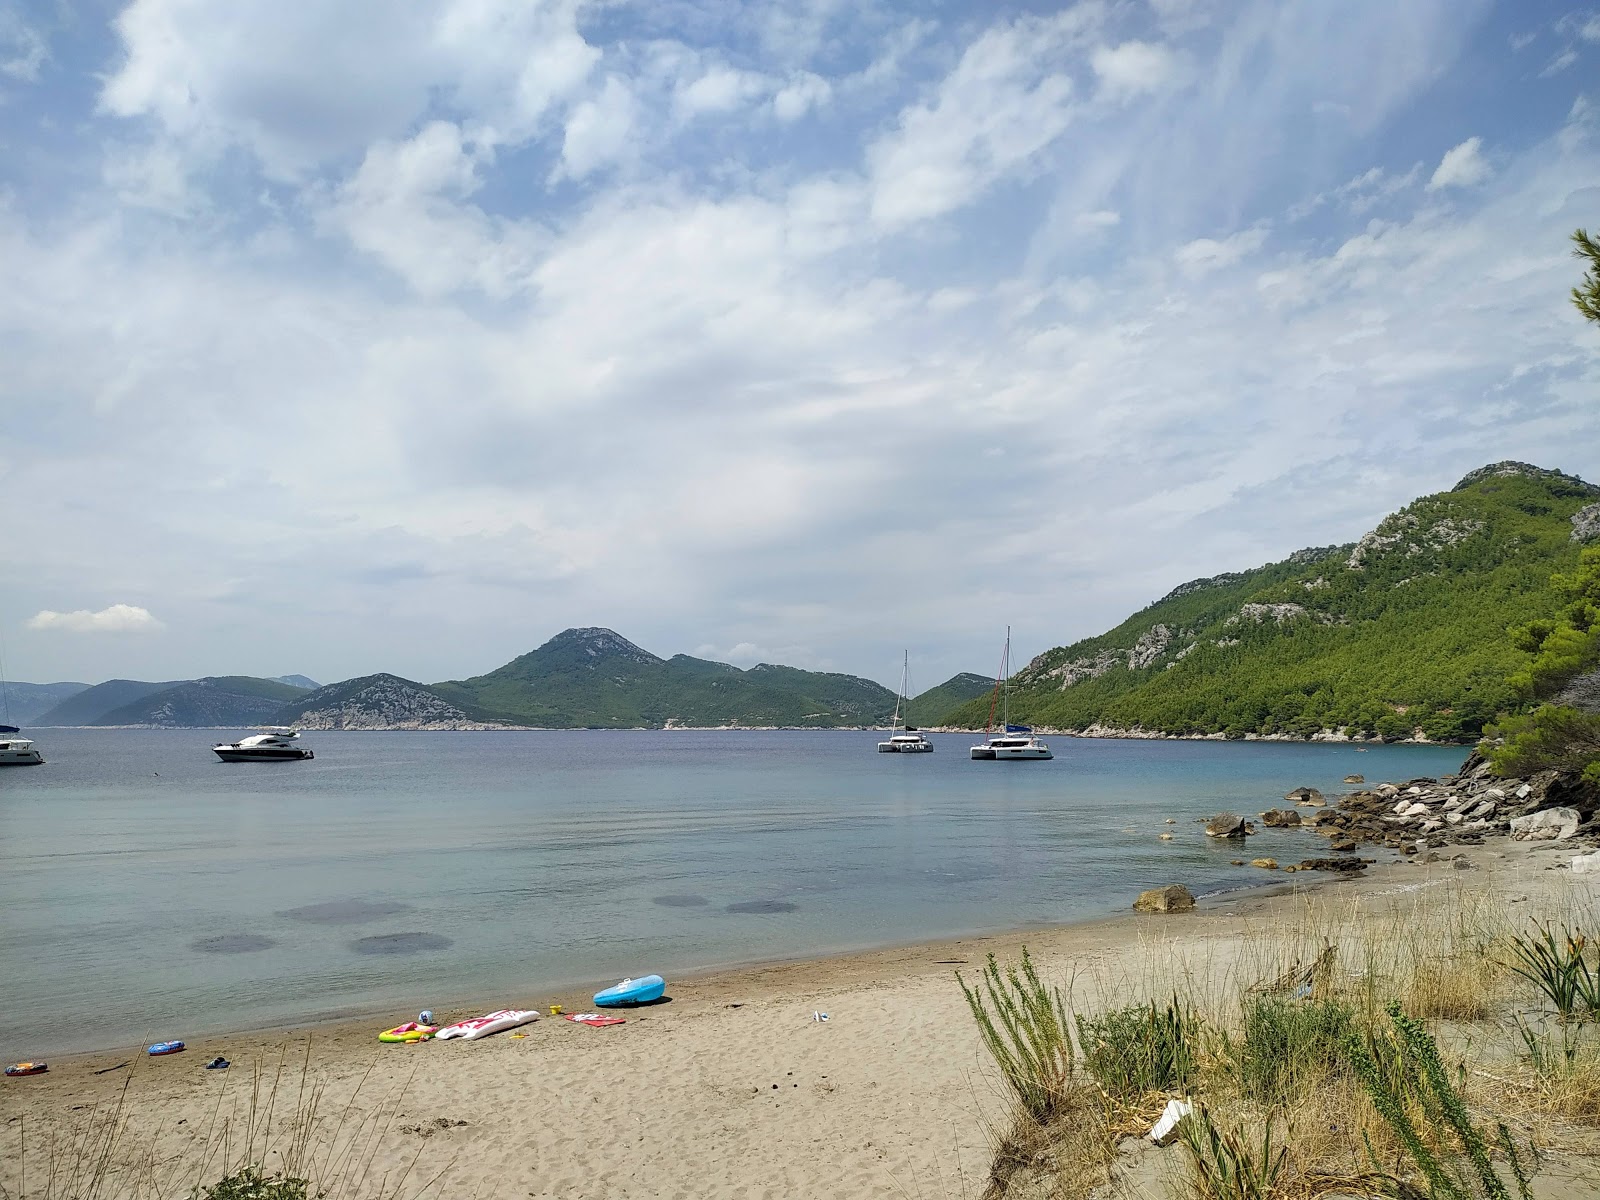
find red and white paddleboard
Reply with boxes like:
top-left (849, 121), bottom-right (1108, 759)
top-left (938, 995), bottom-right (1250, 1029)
top-left (563, 1013), bottom-right (625, 1027)
top-left (434, 1010), bottom-right (540, 1040)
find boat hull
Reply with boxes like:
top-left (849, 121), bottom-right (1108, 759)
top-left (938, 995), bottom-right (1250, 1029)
top-left (969, 746), bottom-right (996, 759)
top-left (594, 974), bottom-right (666, 1007)
top-left (0, 754), bottom-right (44, 765)
top-left (878, 740), bottom-right (933, 753)
top-left (213, 748), bottom-right (314, 762)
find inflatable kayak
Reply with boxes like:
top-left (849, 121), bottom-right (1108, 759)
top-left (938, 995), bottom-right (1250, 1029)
top-left (564, 1013), bottom-right (626, 1027)
top-left (147, 1041), bottom-right (185, 1056)
top-left (433, 1009), bottom-right (539, 1040)
top-left (378, 1022), bottom-right (437, 1044)
top-left (5, 1062), bottom-right (47, 1077)
top-left (594, 975), bottom-right (665, 1007)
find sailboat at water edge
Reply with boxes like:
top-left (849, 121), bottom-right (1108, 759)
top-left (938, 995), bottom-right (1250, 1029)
top-left (970, 628), bottom-right (1052, 761)
top-left (877, 651), bottom-right (933, 753)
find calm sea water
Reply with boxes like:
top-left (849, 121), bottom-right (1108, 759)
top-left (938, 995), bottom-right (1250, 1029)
top-left (0, 730), bottom-right (1464, 1056)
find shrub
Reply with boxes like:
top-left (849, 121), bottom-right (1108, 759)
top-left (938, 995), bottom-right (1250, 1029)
top-left (1179, 1104), bottom-right (1286, 1200)
top-left (1076, 998), bottom-right (1197, 1102)
top-left (1232, 995), bottom-right (1353, 1105)
top-left (958, 948), bottom-right (1076, 1123)
top-left (1503, 926), bottom-right (1600, 1021)
top-left (1346, 1003), bottom-right (1536, 1200)
top-left (197, 1167), bottom-right (309, 1200)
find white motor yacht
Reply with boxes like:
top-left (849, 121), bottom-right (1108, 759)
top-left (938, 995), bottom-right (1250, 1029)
top-left (970, 629), bottom-right (1052, 761)
top-left (213, 728), bottom-right (314, 762)
top-left (878, 651), bottom-right (933, 753)
top-left (0, 725), bottom-right (43, 766)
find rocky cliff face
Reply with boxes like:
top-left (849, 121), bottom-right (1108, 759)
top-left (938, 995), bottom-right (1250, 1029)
top-left (277, 674), bottom-right (508, 730)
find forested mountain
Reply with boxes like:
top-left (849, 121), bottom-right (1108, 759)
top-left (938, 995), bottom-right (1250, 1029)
top-left (272, 673), bottom-right (495, 730)
top-left (941, 463), bottom-right (1600, 742)
top-left (32, 679), bottom-right (187, 726)
top-left (433, 627), bottom-right (901, 727)
top-left (1, 681), bottom-right (89, 726)
top-left (95, 676), bottom-right (311, 727)
top-left (906, 673), bottom-right (994, 726)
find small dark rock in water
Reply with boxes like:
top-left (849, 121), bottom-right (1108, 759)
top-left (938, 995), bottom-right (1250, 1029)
top-left (351, 932), bottom-right (453, 955)
top-left (192, 934), bottom-right (276, 955)
top-left (281, 899), bottom-right (412, 925)
top-left (1261, 809), bottom-right (1301, 828)
top-left (726, 900), bottom-right (799, 914)
top-left (1297, 858), bottom-right (1367, 873)
top-left (1343, 774), bottom-right (1365, 784)
top-left (653, 894), bottom-right (710, 908)
top-left (1205, 812), bottom-right (1249, 838)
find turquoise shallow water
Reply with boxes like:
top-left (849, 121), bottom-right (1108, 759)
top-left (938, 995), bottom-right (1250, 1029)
top-left (0, 730), bottom-right (1464, 1056)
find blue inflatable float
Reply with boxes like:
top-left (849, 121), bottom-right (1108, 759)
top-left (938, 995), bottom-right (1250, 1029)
top-left (594, 975), bottom-right (665, 1007)
top-left (147, 1041), bottom-right (185, 1056)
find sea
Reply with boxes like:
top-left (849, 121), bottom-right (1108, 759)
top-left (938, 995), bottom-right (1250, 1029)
top-left (0, 729), bottom-right (1465, 1056)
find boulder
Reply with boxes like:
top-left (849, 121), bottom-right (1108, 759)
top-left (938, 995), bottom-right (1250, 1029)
top-left (1134, 884), bottom-right (1196, 913)
top-left (1509, 807), bottom-right (1581, 842)
top-left (1401, 802), bottom-right (1431, 817)
top-left (1572, 851), bottom-right (1600, 874)
top-left (1206, 812), bottom-right (1249, 838)
top-left (1343, 774), bottom-right (1365, 784)
top-left (1285, 787), bottom-right (1325, 806)
top-left (1261, 808), bottom-right (1301, 828)
top-left (1298, 858), bottom-right (1368, 873)
top-left (1250, 858), bottom-right (1279, 870)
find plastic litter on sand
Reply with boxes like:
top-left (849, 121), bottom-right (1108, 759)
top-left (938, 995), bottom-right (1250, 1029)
top-left (811, 1012), bottom-right (829, 1023)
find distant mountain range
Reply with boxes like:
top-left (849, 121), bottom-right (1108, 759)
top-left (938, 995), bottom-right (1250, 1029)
top-left (11, 632), bottom-right (984, 730)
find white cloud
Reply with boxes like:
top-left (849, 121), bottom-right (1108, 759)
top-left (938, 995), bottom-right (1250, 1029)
top-left (1427, 136), bottom-right (1490, 190)
top-left (773, 71), bottom-right (831, 121)
top-left (868, 12), bottom-right (1094, 229)
top-left (557, 77), bottom-right (637, 181)
top-left (27, 605), bottom-right (165, 634)
top-left (1074, 209), bottom-right (1122, 230)
top-left (674, 64), bottom-right (769, 120)
top-left (0, 4), bottom-right (46, 81)
top-left (1174, 225), bottom-right (1270, 274)
top-left (1091, 40), bottom-right (1179, 100)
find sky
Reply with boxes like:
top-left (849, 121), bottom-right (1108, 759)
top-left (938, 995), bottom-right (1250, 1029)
top-left (2, 0), bottom-right (1598, 693)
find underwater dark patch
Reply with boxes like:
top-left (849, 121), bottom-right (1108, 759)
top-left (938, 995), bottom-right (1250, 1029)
top-left (350, 932), bottom-right (452, 956)
top-left (191, 934), bottom-right (276, 954)
top-left (652, 894), bottom-right (709, 907)
top-left (279, 899), bottom-right (412, 925)
top-left (725, 899), bottom-right (798, 914)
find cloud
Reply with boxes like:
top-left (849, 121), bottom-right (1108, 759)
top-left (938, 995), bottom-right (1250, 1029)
top-left (0, 4), bottom-right (47, 81)
top-left (1091, 40), bottom-right (1180, 100)
top-left (674, 64), bottom-right (769, 120)
top-left (1427, 136), bottom-right (1491, 190)
top-left (868, 11), bottom-right (1093, 229)
top-left (1074, 209), bottom-right (1122, 231)
top-left (1174, 225), bottom-right (1270, 273)
top-left (27, 605), bottom-right (165, 634)
top-left (555, 77), bottom-right (638, 181)
top-left (773, 71), bottom-right (831, 121)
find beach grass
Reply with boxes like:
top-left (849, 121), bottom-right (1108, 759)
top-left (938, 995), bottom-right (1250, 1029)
top-left (963, 877), bottom-right (1600, 1200)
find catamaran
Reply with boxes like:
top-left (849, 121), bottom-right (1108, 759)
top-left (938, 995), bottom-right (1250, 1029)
top-left (877, 650), bottom-right (933, 753)
top-left (970, 628), bottom-right (1052, 761)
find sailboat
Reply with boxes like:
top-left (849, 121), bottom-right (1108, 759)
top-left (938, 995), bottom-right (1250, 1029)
top-left (877, 651), bottom-right (933, 753)
top-left (970, 628), bottom-right (1052, 761)
top-left (0, 640), bottom-right (44, 766)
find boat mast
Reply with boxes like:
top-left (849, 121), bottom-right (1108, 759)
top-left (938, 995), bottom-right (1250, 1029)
top-left (891, 651), bottom-right (907, 734)
top-left (1002, 626), bottom-right (1010, 731)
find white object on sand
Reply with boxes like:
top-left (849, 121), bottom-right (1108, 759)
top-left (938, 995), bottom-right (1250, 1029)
top-left (1573, 851), bottom-right (1600, 874)
top-left (434, 1009), bottom-right (540, 1040)
top-left (1148, 1098), bottom-right (1193, 1146)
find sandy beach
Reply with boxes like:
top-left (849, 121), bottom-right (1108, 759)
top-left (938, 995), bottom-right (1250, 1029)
top-left (5, 839), bottom-right (1596, 1200)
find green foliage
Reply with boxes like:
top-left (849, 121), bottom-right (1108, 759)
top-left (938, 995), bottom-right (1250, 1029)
top-left (1076, 998), bottom-right (1198, 1101)
top-left (906, 672), bottom-right (993, 726)
top-left (195, 1167), bottom-right (309, 1200)
top-left (1502, 926), bottom-right (1600, 1022)
top-left (957, 949), bottom-right (1076, 1123)
top-left (1230, 995), bottom-right (1353, 1105)
top-left (1574, 227), bottom-right (1600, 326)
top-left (1506, 546), bottom-right (1600, 699)
top-left (937, 469), bottom-right (1597, 741)
top-left (1346, 1003), bottom-right (1535, 1200)
top-left (1179, 1105), bottom-right (1287, 1200)
top-left (1484, 705), bottom-right (1600, 785)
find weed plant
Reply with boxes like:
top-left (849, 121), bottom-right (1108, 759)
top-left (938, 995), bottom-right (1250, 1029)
top-left (1503, 926), bottom-right (1600, 1021)
top-left (1075, 998), bottom-right (1198, 1102)
top-left (1179, 1104), bottom-right (1287, 1200)
top-left (958, 948), bottom-right (1077, 1124)
top-left (1228, 995), bottom-right (1353, 1106)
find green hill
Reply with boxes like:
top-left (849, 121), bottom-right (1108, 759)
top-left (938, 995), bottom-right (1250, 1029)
top-left (272, 673), bottom-right (494, 729)
top-left (95, 676), bottom-right (312, 727)
top-left (942, 463), bottom-right (1600, 742)
top-left (32, 679), bottom-right (186, 726)
top-left (434, 627), bottom-right (900, 727)
top-left (907, 673), bottom-right (994, 726)
top-left (2, 681), bottom-right (90, 726)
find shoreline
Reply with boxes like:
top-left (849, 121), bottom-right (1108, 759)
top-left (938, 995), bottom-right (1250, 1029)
top-left (9, 844), bottom-right (1584, 1200)
top-left (22, 861), bottom-right (1376, 1068)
